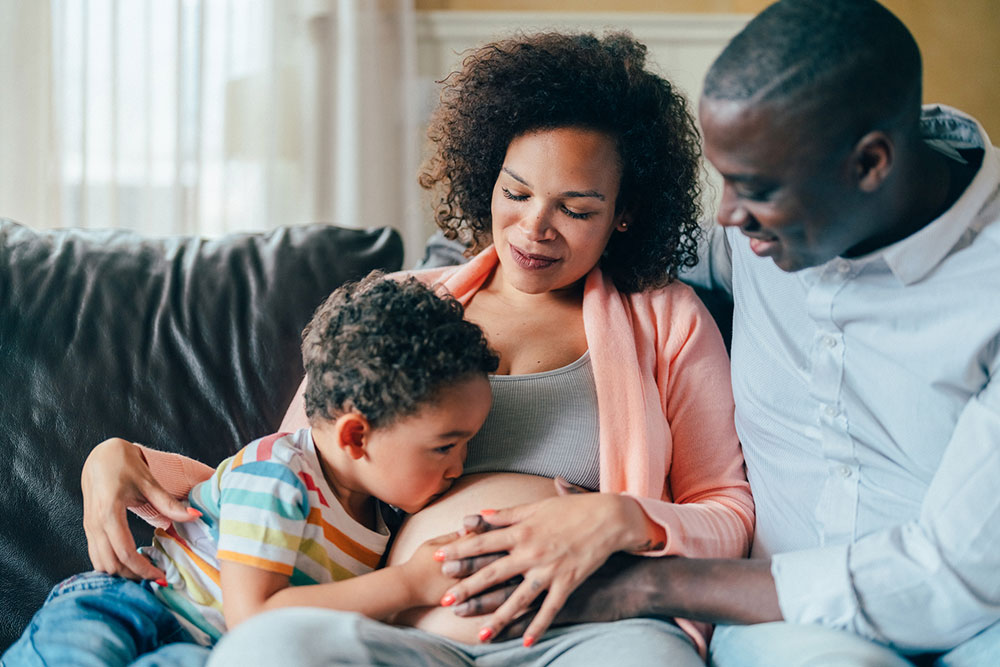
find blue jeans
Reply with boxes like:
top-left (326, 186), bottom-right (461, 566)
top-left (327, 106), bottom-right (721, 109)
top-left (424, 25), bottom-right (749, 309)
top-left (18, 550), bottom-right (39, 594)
top-left (710, 620), bottom-right (1000, 667)
top-left (2, 571), bottom-right (210, 667)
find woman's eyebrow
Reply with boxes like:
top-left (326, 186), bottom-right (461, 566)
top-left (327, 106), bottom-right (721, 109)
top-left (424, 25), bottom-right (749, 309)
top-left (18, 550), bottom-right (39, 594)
top-left (501, 167), bottom-right (605, 201)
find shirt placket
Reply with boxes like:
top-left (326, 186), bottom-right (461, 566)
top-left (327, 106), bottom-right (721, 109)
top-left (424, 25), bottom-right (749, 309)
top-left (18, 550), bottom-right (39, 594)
top-left (804, 258), bottom-right (859, 546)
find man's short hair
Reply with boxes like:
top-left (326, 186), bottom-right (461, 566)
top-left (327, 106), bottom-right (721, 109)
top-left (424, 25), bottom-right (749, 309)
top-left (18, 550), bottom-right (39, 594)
top-left (704, 0), bottom-right (922, 136)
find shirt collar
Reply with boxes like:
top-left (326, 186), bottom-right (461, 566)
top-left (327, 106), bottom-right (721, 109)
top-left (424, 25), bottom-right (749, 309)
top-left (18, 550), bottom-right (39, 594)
top-left (874, 105), bottom-right (998, 286)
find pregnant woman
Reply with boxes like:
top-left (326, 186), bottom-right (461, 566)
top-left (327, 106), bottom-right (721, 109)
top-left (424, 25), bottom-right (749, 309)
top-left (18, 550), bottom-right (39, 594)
top-left (83, 31), bottom-right (753, 666)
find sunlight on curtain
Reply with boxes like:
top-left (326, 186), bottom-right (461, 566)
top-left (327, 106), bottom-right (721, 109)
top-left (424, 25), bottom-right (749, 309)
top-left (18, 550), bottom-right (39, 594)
top-left (27, 0), bottom-right (421, 262)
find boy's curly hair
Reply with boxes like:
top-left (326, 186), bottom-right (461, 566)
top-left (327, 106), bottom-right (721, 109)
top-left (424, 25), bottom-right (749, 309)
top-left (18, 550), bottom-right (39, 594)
top-left (301, 271), bottom-right (499, 428)
top-left (418, 31), bottom-right (703, 292)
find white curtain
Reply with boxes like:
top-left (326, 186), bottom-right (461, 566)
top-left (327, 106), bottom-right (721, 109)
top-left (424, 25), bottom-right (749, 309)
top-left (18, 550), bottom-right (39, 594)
top-left (0, 0), bottom-right (423, 266)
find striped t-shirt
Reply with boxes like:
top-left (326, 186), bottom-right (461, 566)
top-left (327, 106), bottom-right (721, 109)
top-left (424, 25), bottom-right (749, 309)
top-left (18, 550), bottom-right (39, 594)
top-left (141, 428), bottom-right (390, 645)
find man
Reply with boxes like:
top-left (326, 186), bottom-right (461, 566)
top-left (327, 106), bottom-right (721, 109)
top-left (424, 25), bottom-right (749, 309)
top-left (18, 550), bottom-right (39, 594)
top-left (547, 1), bottom-right (999, 665)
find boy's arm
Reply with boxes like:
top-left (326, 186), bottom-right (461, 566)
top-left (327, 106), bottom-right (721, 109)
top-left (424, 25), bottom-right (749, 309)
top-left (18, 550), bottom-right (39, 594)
top-left (220, 532), bottom-right (462, 628)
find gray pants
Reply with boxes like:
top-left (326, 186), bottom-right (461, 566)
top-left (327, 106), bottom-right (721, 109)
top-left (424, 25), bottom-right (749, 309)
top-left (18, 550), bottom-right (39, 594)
top-left (207, 609), bottom-right (703, 666)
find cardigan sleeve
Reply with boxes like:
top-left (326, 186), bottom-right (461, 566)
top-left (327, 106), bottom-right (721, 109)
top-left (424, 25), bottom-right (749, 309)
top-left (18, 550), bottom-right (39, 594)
top-left (130, 444), bottom-right (215, 528)
top-left (629, 288), bottom-right (754, 559)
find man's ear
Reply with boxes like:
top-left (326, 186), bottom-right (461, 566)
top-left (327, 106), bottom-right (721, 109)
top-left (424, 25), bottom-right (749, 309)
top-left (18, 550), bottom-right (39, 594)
top-left (333, 412), bottom-right (370, 460)
top-left (852, 131), bottom-right (893, 193)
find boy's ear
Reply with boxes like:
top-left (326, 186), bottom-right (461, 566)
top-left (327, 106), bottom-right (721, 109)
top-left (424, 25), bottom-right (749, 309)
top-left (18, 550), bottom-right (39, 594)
top-left (333, 412), bottom-right (370, 460)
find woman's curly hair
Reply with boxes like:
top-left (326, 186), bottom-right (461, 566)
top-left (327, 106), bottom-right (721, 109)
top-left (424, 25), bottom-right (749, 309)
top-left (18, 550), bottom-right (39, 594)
top-left (418, 31), bottom-right (703, 292)
top-left (301, 271), bottom-right (499, 429)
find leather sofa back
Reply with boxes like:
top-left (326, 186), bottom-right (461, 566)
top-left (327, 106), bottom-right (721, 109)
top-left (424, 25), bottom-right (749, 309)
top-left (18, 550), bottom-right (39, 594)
top-left (0, 220), bottom-right (403, 651)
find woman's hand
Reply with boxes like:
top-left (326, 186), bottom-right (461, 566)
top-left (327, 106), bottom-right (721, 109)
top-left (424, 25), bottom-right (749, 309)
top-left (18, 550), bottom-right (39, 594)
top-left (81, 437), bottom-right (195, 580)
top-left (435, 486), bottom-right (660, 645)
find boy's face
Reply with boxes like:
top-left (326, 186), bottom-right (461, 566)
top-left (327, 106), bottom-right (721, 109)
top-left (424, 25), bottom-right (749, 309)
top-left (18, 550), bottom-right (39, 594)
top-left (361, 375), bottom-right (492, 513)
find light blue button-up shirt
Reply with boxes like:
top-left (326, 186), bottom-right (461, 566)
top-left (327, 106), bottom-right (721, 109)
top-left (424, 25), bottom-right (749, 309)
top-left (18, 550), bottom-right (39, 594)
top-left (687, 106), bottom-right (1000, 650)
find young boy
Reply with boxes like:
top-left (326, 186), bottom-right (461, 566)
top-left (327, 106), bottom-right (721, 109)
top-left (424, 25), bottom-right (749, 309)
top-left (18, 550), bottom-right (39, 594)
top-left (5, 272), bottom-right (497, 665)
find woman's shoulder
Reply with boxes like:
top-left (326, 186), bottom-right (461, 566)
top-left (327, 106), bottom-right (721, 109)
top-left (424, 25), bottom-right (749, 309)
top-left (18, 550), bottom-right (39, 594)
top-left (626, 279), bottom-right (705, 315)
top-left (387, 265), bottom-right (461, 287)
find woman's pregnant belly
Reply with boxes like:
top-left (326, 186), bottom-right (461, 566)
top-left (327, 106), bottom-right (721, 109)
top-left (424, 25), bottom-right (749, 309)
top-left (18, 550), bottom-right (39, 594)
top-left (386, 472), bottom-right (558, 643)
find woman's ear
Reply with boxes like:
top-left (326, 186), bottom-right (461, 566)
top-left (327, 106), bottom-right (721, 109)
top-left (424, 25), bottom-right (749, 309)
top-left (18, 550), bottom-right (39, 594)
top-left (853, 131), bottom-right (894, 193)
top-left (333, 412), bottom-right (370, 460)
top-left (615, 211), bottom-right (633, 232)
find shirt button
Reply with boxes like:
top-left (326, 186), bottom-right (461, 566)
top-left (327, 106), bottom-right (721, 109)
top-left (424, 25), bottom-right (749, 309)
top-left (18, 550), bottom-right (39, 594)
top-left (823, 335), bottom-right (838, 348)
top-left (838, 465), bottom-right (852, 478)
top-left (837, 260), bottom-right (851, 274)
top-left (824, 404), bottom-right (838, 417)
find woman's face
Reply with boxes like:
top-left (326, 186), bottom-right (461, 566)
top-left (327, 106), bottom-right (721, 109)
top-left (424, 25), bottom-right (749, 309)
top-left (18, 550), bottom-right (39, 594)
top-left (490, 127), bottom-right (626, 296)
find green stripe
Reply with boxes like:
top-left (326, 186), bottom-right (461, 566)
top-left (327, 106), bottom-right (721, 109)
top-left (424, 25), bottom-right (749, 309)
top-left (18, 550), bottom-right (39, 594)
top-left (157, 586), bottom-right (223, 642)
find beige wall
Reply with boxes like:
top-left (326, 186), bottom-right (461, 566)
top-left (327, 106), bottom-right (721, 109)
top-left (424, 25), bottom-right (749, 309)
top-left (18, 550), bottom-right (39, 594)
top-left (416, 0), bottom-right (1000, 137)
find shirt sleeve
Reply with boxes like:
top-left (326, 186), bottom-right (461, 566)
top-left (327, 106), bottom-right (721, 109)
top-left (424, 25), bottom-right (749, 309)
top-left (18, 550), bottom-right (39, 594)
top-left (215, 455), bottom-right (310, 577)
top-left (773, 371), bottom-right (1000, 651)
top-left (680, 222), bottom-right (733, 296)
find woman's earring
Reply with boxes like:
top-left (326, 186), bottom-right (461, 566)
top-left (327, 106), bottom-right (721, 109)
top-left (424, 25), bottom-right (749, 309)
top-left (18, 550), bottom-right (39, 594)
top-left (616, 221), bottom-right (629, 232)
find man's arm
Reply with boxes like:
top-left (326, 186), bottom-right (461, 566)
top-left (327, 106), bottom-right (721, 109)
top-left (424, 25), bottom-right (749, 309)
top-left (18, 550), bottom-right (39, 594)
top-left (555, 554), bottom-right (781, 626)
top-left (767, 373), bottom-right (1000, 651)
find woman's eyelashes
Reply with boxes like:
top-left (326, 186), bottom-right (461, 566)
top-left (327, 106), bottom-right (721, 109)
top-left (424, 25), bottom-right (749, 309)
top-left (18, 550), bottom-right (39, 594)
top-left (500, 186), bottom-right (527, 201)
top-left (500, 187), bottom-right (595, 220)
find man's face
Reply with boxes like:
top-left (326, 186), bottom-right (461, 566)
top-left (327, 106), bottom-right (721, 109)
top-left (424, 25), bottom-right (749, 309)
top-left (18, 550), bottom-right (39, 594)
top-left (699, 96), bottom-right (869, 272)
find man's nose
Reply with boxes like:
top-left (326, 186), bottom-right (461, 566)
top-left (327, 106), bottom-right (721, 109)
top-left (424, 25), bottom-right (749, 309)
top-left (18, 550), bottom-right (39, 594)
top-left (716, 183), bottom-right (746, 228)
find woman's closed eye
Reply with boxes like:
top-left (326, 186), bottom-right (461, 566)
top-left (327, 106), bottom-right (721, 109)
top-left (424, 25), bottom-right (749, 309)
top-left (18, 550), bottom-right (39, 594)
top-left (560, 205), bottom-right (593, 220)
top-left (501, 187), bottom-right (528, 202)
top-left (502, 187), bottom-right (596, 220)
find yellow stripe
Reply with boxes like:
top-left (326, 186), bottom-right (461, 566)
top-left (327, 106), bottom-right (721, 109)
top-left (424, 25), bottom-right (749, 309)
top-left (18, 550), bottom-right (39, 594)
top-left (217, 550), bottom-right (295, 576)
top-left (299, 539), bottom-right (358, 581)
top-left (307, 508), bottom-right (381, 568)
top-left (156, 528), bottom-right (222, 587)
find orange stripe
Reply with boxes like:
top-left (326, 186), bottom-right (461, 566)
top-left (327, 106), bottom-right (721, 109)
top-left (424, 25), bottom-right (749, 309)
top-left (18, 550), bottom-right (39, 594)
top-left (307, 508), bottom-right (381, 568)
top-left (216, 550), bottom-right (295, 577)
top-left (161, 525), bottom-right (222, 587)
top-left (232, 448), bottom-right (246, 469)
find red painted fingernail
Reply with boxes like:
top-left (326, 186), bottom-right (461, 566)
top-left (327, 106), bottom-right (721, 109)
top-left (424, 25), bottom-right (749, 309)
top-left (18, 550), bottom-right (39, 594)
top-left (479, 509), bottom-right (497, 516)
top-left (440, 593), bottom-right (456, 607)
top-left (154, 578), bottom-right (168, 587)
top-left (478, 627), bottom-right (494, 642)
top-left (523, 634), bottom-right (536, 648)
top-left (187, 507), bottom-right (202, 518)
top-left (433, 549), bottom-right (447, 562)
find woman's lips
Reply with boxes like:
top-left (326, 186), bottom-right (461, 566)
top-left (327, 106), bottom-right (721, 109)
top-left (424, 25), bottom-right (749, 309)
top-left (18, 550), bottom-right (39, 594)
top-left (509, 244), bottom-right (559, 270)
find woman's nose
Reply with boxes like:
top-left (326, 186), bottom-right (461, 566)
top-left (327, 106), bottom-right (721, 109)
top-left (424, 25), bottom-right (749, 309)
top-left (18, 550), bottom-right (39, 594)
top-left (520, 205), bottom-right (554, 240)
